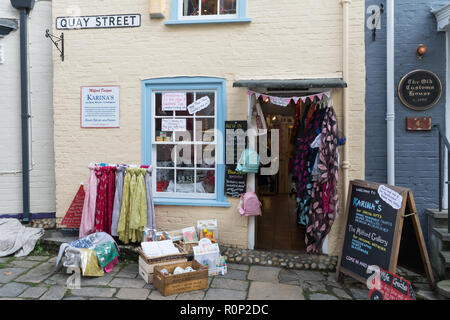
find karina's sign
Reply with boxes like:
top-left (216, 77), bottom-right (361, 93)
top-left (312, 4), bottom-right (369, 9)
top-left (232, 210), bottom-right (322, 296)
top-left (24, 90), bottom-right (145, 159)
top-left (56, 14), bottom-right (141, 30)
top-left (398, 69), bottom-right (442, 111)
top-left (81, 86), bottom-right (120, 128)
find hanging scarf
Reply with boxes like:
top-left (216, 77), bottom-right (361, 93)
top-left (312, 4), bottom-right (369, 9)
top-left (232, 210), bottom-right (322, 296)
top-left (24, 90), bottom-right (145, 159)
top-left (94, 166), bottom-right (116, 234)
top-left (118, 168), bottom-right (147, 244)
top-left (293, 107), bottom-right (322, 226)
top-left (305, 107), bottom-right (339, 253)
top-left (79, 164), bottom-right (98, 238)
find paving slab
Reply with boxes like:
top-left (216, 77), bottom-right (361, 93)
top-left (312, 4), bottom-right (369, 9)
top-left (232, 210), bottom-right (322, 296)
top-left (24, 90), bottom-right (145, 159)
top-left (40, 286), bottom-right (67, 300)
top-left (309, 293), bottom-right (339, 300)
top-left (26, 256), bottom-right (51, 262)
top-left (81, 274), bottom-right (114, 287)
top-left (0, 282), bottom-right (29, 297)
top-left (9, 260), bottom-right (40, 269)
top-left (279, 269), bottom-right (300, 286)
top-left (204, 288), bottom-right (247, 300)
top-left (148, 289), bottom-right (177, 300)
top-left (294, 270), bottom-right (326, 281)
top-left (332, 288), bottom-right (352, 300)
top-left (15, 262), bottom-right (57, 283)
top-left (0, 268), bottom-right (29, 283)
top-left (109, 277), bottom-right (146, 288)
top-left (19, 286), bottom-right (48, 299)
top-left (116, 288), bottom-right (150, 300)
top-left (220, 269), bottom-right (248, 281)
top-left (416, 290), bottom-right (445, 300)
top-left (227, 263), bottom-right (250, 271)
top-left (247, 281), bottom-right (304, 300)
top-left (248, 266), bottom-right (280, 283)
top-left (211, 278), bottom-right (249, 291)
top-left (349, 288), bottom-right (370, 300)
top-left (70, 287), bottom-right (117, 298)
top-left (176, 291), bottom-right (206, 300)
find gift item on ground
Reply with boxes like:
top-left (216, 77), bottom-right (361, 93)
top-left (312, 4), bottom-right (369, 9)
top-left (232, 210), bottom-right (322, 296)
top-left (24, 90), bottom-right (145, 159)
top-left (0, 218), bottom-right (44, 258)
top-left (153, 260), bottom-right (208, 296)
top-left (177, 240), bottom-right (199, 255)
top-left (197, 219), bottom-right (218, 242)
top-left (167, 229), bottom-right (183, 242)
top-left (193, 238), bottom-right (221, 276)
top-left (137, 243), bottom-right (187, 284)
top-left (141, 240), bottom-right (180, 258)
top-left (182, 226), bottom-right (199, 243)
top-left (56, 232), bottom-right (120, 276)
top-left (142, 228), bottom-right (156, 242)
top-left (80, 248), bottom-right (104, 277)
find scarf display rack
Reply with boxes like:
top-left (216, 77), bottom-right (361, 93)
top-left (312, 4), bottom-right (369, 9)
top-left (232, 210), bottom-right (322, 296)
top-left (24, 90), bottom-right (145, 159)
top-left (79, 163), bottom-right (156, 244)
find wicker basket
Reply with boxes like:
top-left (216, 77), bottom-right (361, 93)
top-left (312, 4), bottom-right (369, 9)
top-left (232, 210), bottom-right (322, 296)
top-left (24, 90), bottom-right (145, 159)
top-left (137, 243), bottom-right (187, 264)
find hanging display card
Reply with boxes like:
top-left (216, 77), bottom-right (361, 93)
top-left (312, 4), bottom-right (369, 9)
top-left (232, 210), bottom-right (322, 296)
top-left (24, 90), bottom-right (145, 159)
top-left (336, 180), bottom-right (435, 289)
top-left (161, 119), bottom-right (186, 132)
top-left (81, 86), bottom-right (120, 128)
top-left (188, 96), bottom-right (210, 115)
top-left (162, 92), bottom-right (186, 111)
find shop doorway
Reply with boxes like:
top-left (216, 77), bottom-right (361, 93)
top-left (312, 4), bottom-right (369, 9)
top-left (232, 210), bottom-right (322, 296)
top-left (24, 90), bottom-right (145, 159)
top-left (254, 96), bottom-right (306, 251)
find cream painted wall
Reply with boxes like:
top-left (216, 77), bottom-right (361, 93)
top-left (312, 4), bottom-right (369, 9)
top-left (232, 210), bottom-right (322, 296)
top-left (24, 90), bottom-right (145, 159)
top-left (52, 0), bottom-right (366, 252)
top-left (0, 0), bottom-right (55, 216)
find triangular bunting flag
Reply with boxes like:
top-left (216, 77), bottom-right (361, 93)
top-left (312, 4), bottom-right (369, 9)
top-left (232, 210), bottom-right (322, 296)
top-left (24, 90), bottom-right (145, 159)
top-left (61, 184), bottom-right (85, 229)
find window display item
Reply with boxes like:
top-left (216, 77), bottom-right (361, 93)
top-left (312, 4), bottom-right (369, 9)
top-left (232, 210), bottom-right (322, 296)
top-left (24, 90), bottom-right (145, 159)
top-left (197, 219), bottom-right (218, 242)
top-left (238, 190), bottom-right (262, 217)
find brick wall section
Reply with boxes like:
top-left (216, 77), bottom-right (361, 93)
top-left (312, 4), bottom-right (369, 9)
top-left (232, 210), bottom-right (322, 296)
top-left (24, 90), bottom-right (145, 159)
top-left (365, 0), bottom-right (447, 244)
top-left (0, 1), bottom-right (55, 215)
top-left (52, 0), bottom-right (366, 252)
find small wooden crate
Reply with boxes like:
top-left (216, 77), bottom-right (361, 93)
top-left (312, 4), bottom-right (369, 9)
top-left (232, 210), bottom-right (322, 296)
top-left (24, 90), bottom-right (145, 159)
top-left (178, 241), bottom-right (199, 255)
top-left (153, 260), bottom-right (208, 296)
top-left (137, 244), bottom-right (188, 284)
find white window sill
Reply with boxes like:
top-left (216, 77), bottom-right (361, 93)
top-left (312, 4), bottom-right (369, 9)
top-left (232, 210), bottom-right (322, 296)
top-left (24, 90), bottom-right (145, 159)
top-left (164, 18), bottom-right (251, 26)
top-left (154, 197), bottom-right (231, 207)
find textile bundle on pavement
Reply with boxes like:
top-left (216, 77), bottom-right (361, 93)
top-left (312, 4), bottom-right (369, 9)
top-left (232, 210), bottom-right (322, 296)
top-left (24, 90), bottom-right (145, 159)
top-left (0, 218), bottom-right (44, 257)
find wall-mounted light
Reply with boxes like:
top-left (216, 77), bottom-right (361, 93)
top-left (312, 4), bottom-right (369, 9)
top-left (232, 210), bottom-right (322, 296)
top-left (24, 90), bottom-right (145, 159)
top-left (416, 44), bottom-right (427, 59)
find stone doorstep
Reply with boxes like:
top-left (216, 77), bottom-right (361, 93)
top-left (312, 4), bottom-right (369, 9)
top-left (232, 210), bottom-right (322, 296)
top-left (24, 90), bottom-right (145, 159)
top-left (437, 280), bottom-right (450, 299)
top-left (433, 228), bottom-right (450, 242)
top-left (426, 209), bottom-right (448, 219)
top-left (440, 251), bottom-right (450, 268)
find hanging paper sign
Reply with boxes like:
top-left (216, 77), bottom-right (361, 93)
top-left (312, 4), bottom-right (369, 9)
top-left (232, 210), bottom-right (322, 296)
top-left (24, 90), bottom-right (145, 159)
top-left (271, 96), bottom-right (290, 107)
top-left (187, 96), bottom-right (210, 114)
top-left (162, 118), bottom-right (186, 131)
top-left (162, 92), bottom-right (186, 111)
top-left (378, 185), bottom-right (403, 210)
top-left (60, 185), bottom-right (85, 229)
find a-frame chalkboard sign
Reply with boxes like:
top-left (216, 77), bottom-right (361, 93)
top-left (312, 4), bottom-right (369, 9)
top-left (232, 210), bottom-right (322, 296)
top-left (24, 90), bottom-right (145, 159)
top-left (336, 180), bottom-right (435, 289)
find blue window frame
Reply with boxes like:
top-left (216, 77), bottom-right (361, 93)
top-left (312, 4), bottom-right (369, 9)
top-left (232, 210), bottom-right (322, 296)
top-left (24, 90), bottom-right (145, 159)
top-left (165, 0), bottom-right (251, 25)
top-left (142, 77), bottom-right (230, 207)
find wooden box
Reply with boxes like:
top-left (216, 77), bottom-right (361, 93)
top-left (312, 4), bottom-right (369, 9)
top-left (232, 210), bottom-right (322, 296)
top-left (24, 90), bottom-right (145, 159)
top-left (137, 244), bottom-right (188, 284)
top-left (153, 260), bottom-right (208, 296)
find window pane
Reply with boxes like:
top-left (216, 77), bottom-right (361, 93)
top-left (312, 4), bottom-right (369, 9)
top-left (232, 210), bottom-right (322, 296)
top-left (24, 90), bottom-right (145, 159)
top-left (195, 92), bottom-right (215, 116)
top-left (175, 92), bottom-right (194, 117)
top-left (157, 145), bottom-right (175, 167)
top-left (197, 170), bottom-right (215, 193)
top-left (183, 0), bottom-right (199, 16)
top-left (195, 118), bottom-right (215, 142)
top-left (202, 0), bottom-right (218, 15)
top-left (196, 144), bottom-right (215, 168)
top-left (155, 119), bottom-right (174, 142)
top-left (176, 169), bottom-right (196, 193)
top-left (173, 118), bottom-right (193, 143)
top-left (220, 0), bottom-right (236, 15)
top-left (175, 145), bottom-right (194, 168)
top-left (155, 93), bottom-right (174, 116)
top-left (156, 169), bottom-right (174, 192)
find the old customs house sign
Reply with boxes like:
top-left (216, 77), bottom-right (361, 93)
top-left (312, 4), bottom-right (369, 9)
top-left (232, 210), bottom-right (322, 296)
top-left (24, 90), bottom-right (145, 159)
top-left (398, 69), bottom-right (442, 111)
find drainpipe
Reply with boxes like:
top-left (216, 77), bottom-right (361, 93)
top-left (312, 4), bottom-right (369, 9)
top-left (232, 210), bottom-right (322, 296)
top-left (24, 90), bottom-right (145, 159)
top-left (386, 0), bottom-right (395, 185)
top-left (10, 0), bottom-right (35, 223)
top-left (341, 0), bottom-right (351, 203)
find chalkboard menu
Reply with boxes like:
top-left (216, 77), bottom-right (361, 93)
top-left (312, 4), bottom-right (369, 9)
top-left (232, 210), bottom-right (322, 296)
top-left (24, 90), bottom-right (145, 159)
top-left (225, 121), bottom-right (247, 197)
top-left (339, 181), bottom-right (400, 280)
top-left (398, 69), bottom-right (442, 111)
top-left (336, 180), bottom-right (436, 289)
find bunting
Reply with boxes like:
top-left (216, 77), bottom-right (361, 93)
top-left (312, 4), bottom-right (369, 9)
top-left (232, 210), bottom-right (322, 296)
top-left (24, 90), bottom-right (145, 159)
top-left (247, 90), bottom-right (332, 107)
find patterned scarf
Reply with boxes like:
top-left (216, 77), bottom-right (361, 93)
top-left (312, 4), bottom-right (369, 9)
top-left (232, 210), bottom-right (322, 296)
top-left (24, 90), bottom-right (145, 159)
top-left (305, 107), bottom-right (339, 253)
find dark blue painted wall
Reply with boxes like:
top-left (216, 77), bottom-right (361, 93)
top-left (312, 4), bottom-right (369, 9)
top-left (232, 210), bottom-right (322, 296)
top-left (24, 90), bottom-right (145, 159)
top-left (365, 0), bottom-right (447, 244)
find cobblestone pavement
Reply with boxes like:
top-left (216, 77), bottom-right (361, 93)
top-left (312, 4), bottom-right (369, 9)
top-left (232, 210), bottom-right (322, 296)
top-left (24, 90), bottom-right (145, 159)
top-left (0, 254), bottom-right (443, 300)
